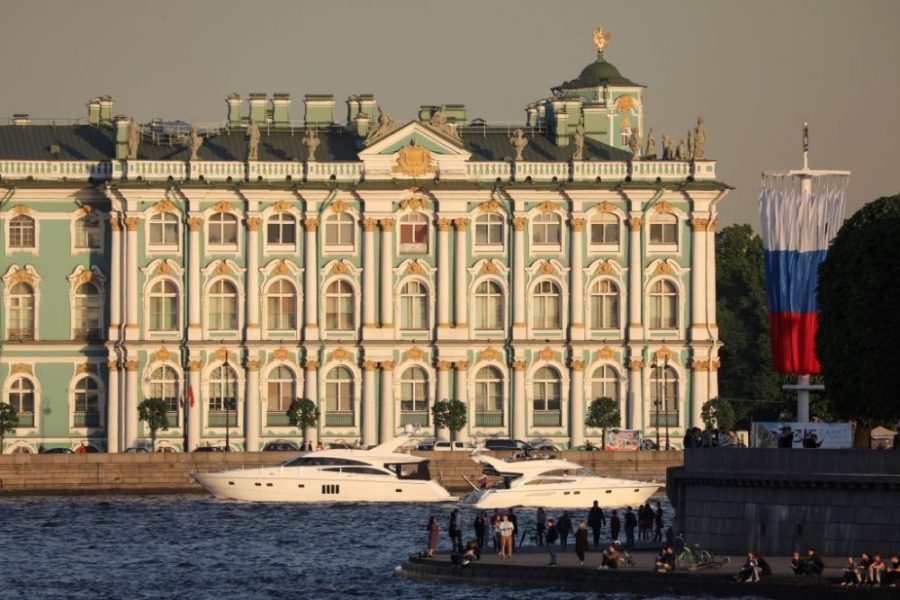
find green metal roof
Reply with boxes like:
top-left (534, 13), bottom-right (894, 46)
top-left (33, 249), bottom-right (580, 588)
top-left (554, 52), bottom-right (642, 90)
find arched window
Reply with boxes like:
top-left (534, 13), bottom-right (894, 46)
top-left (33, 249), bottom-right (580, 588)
top-left (8, 282), bottom-right (35, 340)
top-left (400, 366), bottom-right (429, 426)
top-left (324, 280), bottom-right (354, 330)
top-left (474, 366), bottom-right (503, 427)
top-left (649, 365), bottom-right (678, 427)
top-left (590, 280), bottom-right (620, 329)
top-left (148, 366), bottom-right (180, 417)
top-left (74, 377), bottom-right (101, 427)
top-left (8, 378), bottom-right (35, 427)
top-left (73, 282), bottom-right (101, 336)
top-left (324, 212), bottom-right (355, 248)
top-left (475, 280), bottom-right (504, 330)
top-left (590, 212), bottom-right (619, 246)
top-left (266, 280), bottom-right (297, 331)
top-left (649, 280), bottom-right (677, 329)
top-left (208, 280), bottom-right (238, 331)
top-left (532, 366), bottom-right (561, 426)
top-left (149, 280), bottom-right (179, 332)
top-left (9, 215), bottom-right (35, 249)
top-left (474, 213), bottom-right (504, 248)
top-left (531, 213), bottom-right (561, 246)
top-left (399, 280), bottom-right (428, 331)
top-left (532, 280), bottom-right (561, 330)
top-left (148, 213), bottom-right (179, 247)
top-left (266, 366), bottom-right (296, 426)
top-left (649, 213), bottom-right (677, 245)
top-left (74, 216), bottom-right (101, 249)
top-left (208, 364), bottom-right (237, 427)
top-left (208, 212), bottom-right (238, 246)
top-left (590, 365), bottom-right (620, 406)
top-left (325, 366), bottom-right (354, 426)
top-left (399, 213), bottom-right (428, 254)
top-left (266, 213), bottom-right (296, 246)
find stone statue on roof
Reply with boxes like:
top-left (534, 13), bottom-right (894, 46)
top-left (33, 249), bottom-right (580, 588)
top-left (572, 121), bottom-right (585, 161)
top-left (365, 104), bottom-right (399, 145)
top-left (509, 128), bottom-right (528, 161)
top-left (687, 128), bottom-right (696, 161)
top-left (662, 134), bottom-right (675, 160)
top-left (629, 127), bottom-right (642, 161)
top-left (303, 128), bottom-right (321, 162)
top-left (428, 106), bottom-right (462, 142)
top-left (126, 120), bottom-right (140, 160)
top-left (693, 117), bottom-right (706, 160)
top-left (188, 127), bottom-right (203, 161)
top-left (644, 128), bottom-right (656, 159)
top-left (676, 138), bottom-right (688, 161)
top-left (247, 121), bottom-right (261, 161)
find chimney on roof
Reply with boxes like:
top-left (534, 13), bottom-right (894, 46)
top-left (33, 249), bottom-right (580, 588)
top-left (304, 95), bottom-right (334, 127)
top-left (249, 93), bottom-right (268, 125)
top-left (114, 115), bottom-right (131, 160)
top-left (272, 93), bottom-right (291, 128)
top-left (87, 98), bottom-right (101, 126)
top-left (550, 99), bottom-right (569, 147)
top-left (12, 114), bottom-right (31, 126)
top-left (226, 93), bottom-right (242, 127)
top-left (99, 95), bottom-right (114, 127)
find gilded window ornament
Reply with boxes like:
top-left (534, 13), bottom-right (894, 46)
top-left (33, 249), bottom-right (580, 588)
top-left (156, 262), bottom-right (172, 275)
top-left (537, 201), bottom-right (557, 213)
top-left (11, 363), bottom-right (33, 375)
top-left (481, 261), bottom-right (499, 274)
top-left (654, 201), bottom-right (674, 214)
top-left (655, 347), bottom-right (673, 361)
top-left (332, 261), bottom-right (351, 275)
top-left (10, 270), bottom-right (36, 285)
top-left (332, 347), bottom-right (350, 361)
top-left (213, 201), bottom-right (235, 213)
top-left (272, 348), bottom-right (290, 360)
top-left (479, 347), bottom-right (499, 362)
top-left (405, 347), bottom-right (425, 361)
top-left (216, 262), bottom-right (232, 276)
top-left (399, 197), bottom-right (428, 211)
top-left (538, 347), bottom-right (556, 361)
top-left (214, 348), bottom-right (231, 361)
top-left (596, 347), bottom-right (614, 360)
top-left (331, 200), bottom-right (349, 213)
top-left (479, 200), bottom-right (500, 213)
top-left (597, 201), bottom-right (615, 213)
top-left (540, 261), bottom-right (556, 275)
top-left (154, 348), bottom-right (171, 361)
top-left (274, 261), bottom-right (290, 275)
top-left (273, 201), bottom-right (291, 213)
top-left (656, 262), bottom-right (672, 275)
top-left (406, 261), bottom-right (424, 275)
top-left (74, 271), bottom-right (94, 285)
top-left (12, 205), bottom-right (30, 216)
top-left (597, 261), bottom-right (614, 274)
top-left (154, 199), bottom-right (177, 213)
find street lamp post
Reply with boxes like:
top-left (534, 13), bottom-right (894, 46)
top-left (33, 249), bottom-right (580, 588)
top-left (224, 356), bottom-right (231, 452)
top-left (662, 356), bottom-right (670, 451)
top-left (655, 361), bottom-right (661, 451)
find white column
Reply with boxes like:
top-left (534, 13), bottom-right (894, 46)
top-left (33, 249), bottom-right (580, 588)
top-left (362, 219), bottom-right (377, 330)
top-left (628, 217), bottom-right (643, 339)
top-left (245, 360), bottom-right (260, 451)
top-left (690, 218), bottom-right (708, 340)
top-left (437, 219), bottom-right (452, 330)
top-left (513, 217), bottom-right (527, 339)
top-left (124, 217), bottom-right (139, 339)
top-left (512, 361), bottom-right (527, 439)
top-left (188, 217), bottom-right (202, 338)
top-left (107, 215), bottom-right (122, 341)
top-left (628, 359), bottom-right (644, 433)
top-left (569, 361), bottom-right (585, 448)
top-left (380, 361), bottom-right (395, 442)
top-left (187, 361), bottom-right (201, 451)
top-left (305, 361), bottom-right (319, 447)
top-left (124, 360), bottom-right (138, 449)
top-left (454, 219), bottom-right (469, 329)
top-left (246, 217), bottom-right (261, 341)
top-left (106, 361), bottom-right (120, 452)
top-left (570, 218), bottom-right (585, 338)
top-left (379, 219), bottom-right (395, 328)
top-left (706, 219), bottom-right (718, 328)
top-left (691, 362), bottom-right (708, 429)
top-left (436, 361), bottom-right (451, 439)
top-left (362, 361), bottom-right (378, 447)
top-left (304, 218), bottom-right (319, 340)
top-left (455, 362), bottom-right (469, 443)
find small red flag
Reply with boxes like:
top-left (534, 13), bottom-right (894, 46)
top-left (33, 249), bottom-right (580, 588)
top-left (187, 386), bottom-right (195, 408)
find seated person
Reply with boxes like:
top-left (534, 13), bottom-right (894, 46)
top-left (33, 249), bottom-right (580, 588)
top-left (858, 552), bottom-right (873, 584)
top-left (841, 556), bottom-right (860, 586)
top-left (465, 540), bottom-right (481, 561)
top-left (461, 545), bottom-right (479, 566)
top-left (869, 554), bottom-right (886, 585)
top-left (600, 543), bottom-right (620, 569)
top-left (735, 553), bottom-right (760, 582)
top-left (756, 553), bottom-right (772, 577)
top-left (886, 555), bottom-right (899, 587)
top-left (790, 552), bottom-right (803, 575)
top-left (803, 547), bottom-right (824, 575)
top-left (655, 546), bottom-right (675, 573)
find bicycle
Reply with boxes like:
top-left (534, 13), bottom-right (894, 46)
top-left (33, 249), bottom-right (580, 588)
top-left (674, 534), bottom-right (730, 571)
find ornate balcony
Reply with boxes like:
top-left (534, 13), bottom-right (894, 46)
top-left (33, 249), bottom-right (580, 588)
top-left (7, 328), bottom-right (34, 341)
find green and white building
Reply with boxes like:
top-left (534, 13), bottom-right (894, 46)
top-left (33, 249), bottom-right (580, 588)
top-left (0, 35), bottom-right (728, 452)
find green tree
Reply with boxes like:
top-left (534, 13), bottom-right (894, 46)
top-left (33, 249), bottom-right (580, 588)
top-left (817, 194), bottom-right (900, 425)
top-left (137, 398), bottom-right (169, 453)
top-left (0, 401), bottom-right (19, 454)
top-left (700, 397), bottom-right (736, 432)
top-left (715, 224), bottom-right (782, 422)
top-left (287, 398), bottom-right (320, 449)
top-left (431, 399), bottom-right (468, 445)
top-left (584, 397), bottom-right (620, 450)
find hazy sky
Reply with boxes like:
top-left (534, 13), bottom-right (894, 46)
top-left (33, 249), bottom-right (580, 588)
top-left (2, 0), bottom-right (898, 226)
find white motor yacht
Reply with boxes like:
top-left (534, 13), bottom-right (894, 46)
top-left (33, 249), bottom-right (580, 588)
top-left (194, 435), bottom-right (454, 503)
top-left (460, 453), bottom-right (659, 509)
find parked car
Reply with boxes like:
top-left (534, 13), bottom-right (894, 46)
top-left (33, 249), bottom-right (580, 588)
top-left (39, 447), bottom-right (74, 454)
top-left (416, 438), bottom-right (437, 451)
top-left (192, 446), bottom-right (226, 452)
top-left (123, 447), bottom-right (150, 453)
top-left (483, 438), bottom-right (535, 452)
top-left (432, 440), bottom-right (471, 451)
top-left (262, 440), bottom-right (301, 452)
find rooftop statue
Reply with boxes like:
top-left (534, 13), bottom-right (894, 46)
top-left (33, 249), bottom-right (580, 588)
top-left (662, 134), bottom-right (675, 160)
top-left (693, 117), bottom-right (706, 160)
top-left (247, 121), bottom-right (261, 161)
top-left (509, 128), bottom-right (529, 161)
top-left (126, 120), bottom-right (140, 160)
top-left (365, 105), bottom-right (399, 145)
top-left (572, 121), bottom-right (585, 161)
top-left (188, 127), bottom-right (203, 161)
top-left (429, 106), bottom-right (462, 142)
top-left (645, 128), bottom-right (656, 159)
top-left (629, 127), bottom-right (642, 161)
top-left (592, 25), bottom-right (612, 53)
top-left (676, 138), bottom-right (688, 161)
top-left (687, 128), bottom-right (696, 161)
top-left (303, 128), bottom-right (321, 162)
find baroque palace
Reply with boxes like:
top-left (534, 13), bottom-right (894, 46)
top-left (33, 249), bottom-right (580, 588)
top-left (0, 30), bottom-right (727, 452)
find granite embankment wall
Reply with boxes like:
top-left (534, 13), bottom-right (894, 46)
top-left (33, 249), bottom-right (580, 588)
top-left (667, 449), bottom-right (900, 556)
top-left (0, 450), bottom-right (681, 496)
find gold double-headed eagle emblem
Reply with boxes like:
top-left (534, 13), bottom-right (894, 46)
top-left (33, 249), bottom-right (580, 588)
top-left (592, 25), bottom-right (611, 52)
top-left (392, 140), bottom-right (436, 177)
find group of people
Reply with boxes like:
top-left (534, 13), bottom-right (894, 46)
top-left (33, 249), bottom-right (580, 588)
top-left (682, 427), bottom-right (741, 448)
top-left (839, 552), bottom-right (899, 587)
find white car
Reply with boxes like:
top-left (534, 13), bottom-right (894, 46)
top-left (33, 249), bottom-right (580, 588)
top-left (432, 440), bottom-right (471, 451)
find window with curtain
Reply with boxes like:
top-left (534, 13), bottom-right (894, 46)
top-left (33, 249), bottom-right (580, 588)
top-left (266, 213), bottom-right (296, 246)
top-left (149, 280), bottom-right (178, 332)
top-left (8, 282), bottom-right (35, 339)
top-left (324, 213), bottom-right (355, 247)
top-left (325, 366), bottom-right (353, 413)
top-left (74, 377), bottom-right (100, 427)
top-left (590, 279), bottom-right (620, 329)
top-left (325, 280), bottom-right (354, 330)
top-left (266, 366), bottom-right (295, 414)
top-left (8, 378), bottom-right (34, 426)
top-left (399, 280), bottom-right (428, 330)
top-left (649, 213), bottom-right (678, 245)
top-left (9, 215), bottom-right (35, 249)
top-left (590, 212), bottom-right (619, 246)
top-left (474, 366), bottom-right (503, 425)
top-left (73, 282), bottom-right (101, 333)
top-left (266, 279), bottom-right (297, 331)
top-left (531, 212), bottom-right (561, 246)
top-left (208, 279), bottom-right (238, 330)
top-left (649, 280), bottom-right (677, 329)
top-left (474, 213), bottom-right (504, 247)
top-left (208, 212), bottom-right (238, 246)
top-left (148, 213), bottom-right (179, 247)
top-left (532, 280), bottom-right (561, 329)
top-left (400, 366), bottom-right (429, 413)
top-left (532, 366), bottom-right (561, 413)
top-left (208, 365), bottom-right (237, 412)
top-left (475, 280), bottom-right (504, 330)
top-left (148, 366), bottom-right (180, 413)
top-left (74, 216), bottom-right (102, 249)
top-left (590, 365), bottom-right (620, 405)
top-left (649, 365), bottom-right (678, 426)
top-left (399, 213), bottom-right (428, 254)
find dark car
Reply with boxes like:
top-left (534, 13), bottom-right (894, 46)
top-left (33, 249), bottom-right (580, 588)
top-left (39, 447), bottom-right (74, 454)
top-left (262, 440), bottom-right (301, 452)
top-left (484, 439), bottom-right (535, 452)
top-left (123, 447), bottom-right (150, 453)
top-left (192, 446), bottom-right (226, 452)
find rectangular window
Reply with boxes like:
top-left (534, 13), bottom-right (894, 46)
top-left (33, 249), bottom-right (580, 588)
top-left (590, 222), bottom-right (619, 245)
top-left (399, 222), bottom-right (428, 254)
top-left (75, 220), bottom-right (102, 249)
top-left (649, 222), bottom-right (677, 245)
top-left (267, 221), bottom-right (296, 245)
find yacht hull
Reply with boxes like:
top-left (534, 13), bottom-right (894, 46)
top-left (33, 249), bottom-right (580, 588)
top-left (461, 482), bottom-right (660, 510)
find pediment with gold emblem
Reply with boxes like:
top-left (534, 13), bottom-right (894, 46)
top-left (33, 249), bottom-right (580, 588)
top-left (358, 122), bottom-right (471, 180)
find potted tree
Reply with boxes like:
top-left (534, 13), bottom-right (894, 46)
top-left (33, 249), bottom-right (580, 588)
top-left (0, 401), bottom-right (18, 454)
top-left (287, 397), bottom-right (320, 450)
top-left (137, 397), bottom-right (170, 453)
top-left (584, 397), bottom-right (620, 451)
top-left (431, 399), bottom-right (468, 448)
top-left (701, 397), bottom-right (736, 432)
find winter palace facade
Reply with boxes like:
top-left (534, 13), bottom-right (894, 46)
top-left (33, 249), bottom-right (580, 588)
top-left (0, 35), bottom-right (727, 452)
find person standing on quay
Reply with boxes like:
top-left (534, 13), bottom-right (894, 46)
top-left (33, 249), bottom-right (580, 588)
top-left (507, 508), bottom-right (518, 552)
top-left (574, 521), bottom-right (589, 566)
top-left (557, 510), bottom-right (573, 551)
top-left (535, 507), bottom-right (546, 545)
top-left (448, 508), bottom-right (463, 553)
top-left (490, 509), bottom-right (501, 552)
top-left (498, 514), bottom-right (514, 558)
top-left (426, 516), bottom-right (440, 558)
top-left (624, 506), bottom-right (637, 547)
top-left (609, 509), bottom-right (621, 542)
top-left (545, 518), bottom-right (559, 566)
top-left (588, 500), bottom-right (605, 548)
top-left (474, 511), bottom-right (487, 549)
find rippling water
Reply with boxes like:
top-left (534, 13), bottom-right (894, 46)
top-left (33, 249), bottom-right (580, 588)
top-left (0, 494), bottom-right (746, 600)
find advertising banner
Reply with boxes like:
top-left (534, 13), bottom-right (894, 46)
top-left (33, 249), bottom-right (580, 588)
top-left (605, 429), bottom-right (641, 452)
top-left (752, 422), bottom-right (853, 449)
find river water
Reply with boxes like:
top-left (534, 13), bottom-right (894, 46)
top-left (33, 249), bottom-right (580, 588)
top-left (0, 494), bottom-right (746, 600)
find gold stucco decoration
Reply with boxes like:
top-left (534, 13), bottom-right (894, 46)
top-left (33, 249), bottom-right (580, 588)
top-left (216, 262), bottom-right (232, 276)
top-left (479, 347), bottom-right (499, 362)
top-left (379, 218), bottom-right (395, 231)
top-left (436, 360), bottom-right (452, 371)
top-left (331, 200), bottom-right (349, 213)
top-left (407, 262), bottom-right (424, 275)
top-left (597, 201), bottom-right (615, 213)
top-left (513, 217), bottom-right (527, 231)
top-left (657, 262), bottom-right (672, 275)
top-left (482, 261), bottom-right (499, 275)
top-left (362, 360), bottom-right (379, 371)
top-left (273, 201), bottom-right (291, 213)
top-left (406, 347), bottom-right (425, 361)
top-left (628, 217), bottom-right (642, 231)
top-left (74, 270), bottom-right (94, 285)
top-left (10, 270), bottom-right (36, 285)
top-left (392, 143), bottom-right (435, 177)
top-left (540, 261), bottom-right (556, 275)
top-left (628, 360), bottom-right (644, 371)
top-left (538, 347), bottom-right (556, 361)
top-left (437, 218), bottom-right (452, 232)
top-left (570, 359), bottom-right (585, 371)
top-left (453, 218), bottom-right (470, 231)
top-left (570, 218), bottom-right (585, 232)
top-left (12, 205), bottom-right (31, 216)
top-left (454, 361), bottom-right (469, 370)
top-left (154, 348), bottom-right (171, 361)
top-left (245, 217), bottom-right (262, 231)
top-left (380, 360), bottom-right (394, 370)
top-left (125, 360), bottom-right (139, 372)
top-left (332, 347), bottom-right (350, 361)
top-left (691, 359), bottom-right (710, 371)
top-left (245, 360), bottom-right (260, 372)
top-left (596, 347), bottom-right (615, 360)
top-left (272, 348), bottom-right (290, 360)
top-left (187, 217), bottom-right (202, 231)
top-left (154, 199), bottom-right (177, 213)
top-left (512, 360), bottom-right (527, 371)
top-left (11, 363), bottom-right (33, 375)
top-left (332, 261), bottom-right (351, 275)
top-left (363, 219), bottom-right (378, 232)
top-left (305, 360), bottom-right (320, 370)
top-left (592, 25), bottom-right (612, 52)
top-left (399, 197), bottom-right (428, 211)
top-left (304, 218), bottom-right (319, 231)
top-left (655, 347), bottom-right (673, 361)
top-left (156, 262), bottom-right (172, 275)
top-left (124, 217), bottom-right (139, 231)
top-left (691, 217), bottom-right (711, 232)
top-left (537, 201), bottom-right (557, 213)
top-left (274, 261), bottom-right (290, 275)
top-left (598, 261), bottom-right (614, 274)
top-left (188, 360), bottom-right (202, 371)
top-left (616, 95), bottom-right (635, 114)
top-left (214, 348), bottom-right (231, 361)
top-left (654, 201), bottom-right (674, 214)
top-left (479, 200), bottom-right (500, 213)
top-left (213, 201), bottom-right (235, 213)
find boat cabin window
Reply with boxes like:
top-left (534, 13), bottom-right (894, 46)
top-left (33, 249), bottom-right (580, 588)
top-left (537, 468), bottom-right (596, 478)
top-left (282, 456), bottom-right (369, 467)
top-left (524, 478), bottom-right (576, 485)
top-left (384, 462), bottom-right (431, 480)
top-left (321, 467), bottom-right (388, 475)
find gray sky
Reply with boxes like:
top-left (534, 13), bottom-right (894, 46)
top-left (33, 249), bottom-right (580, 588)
top-left (2, 0), bottom-right (898, 226)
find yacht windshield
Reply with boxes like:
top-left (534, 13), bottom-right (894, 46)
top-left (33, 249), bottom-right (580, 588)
top-left (282, 456), bottom-right (369, 468)
top-left (536, 468), bottom-right (599, 478)
top-left (384, 461), bottom-right (431, 480)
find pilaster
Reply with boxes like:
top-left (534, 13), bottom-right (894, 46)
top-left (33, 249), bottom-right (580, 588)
top-left (107, 214), bottom-right (122, 341)
top-left (362, 361), bottom-right (378, 447)
top-left (512, 360), bottom-right (527, 439)
top-left (362, 218), bottom-right (378, 337)
top-left (454, 361), bottom-right (469, 442)
top-left (188, 216), bottom-right (202, 340)
top-left (245, 358), bottom-right (260, 450)
top-left (107, 360), bottom-right (120, 453)
top-left (245, 217), bottom-right (261, 341)
top-left (570, 217), bottom-right (585, 340)
top-left (379, 361), bottom-right (395, 442)
top-left (187, 359), bottom-right (202, 451)
top-left (569, 359), bottom-right (585, 448)
top-left (453, 219), bottom-right (469, 333)
top-left (627, 216), bottom-right (643, 340)
top-left (628, 358), bottom-right (644, 432)
top-left (512, 217), bottom-right (527, 340)
top-left (437, 218), bottom-right (452, 335)
top-left (436, 360), bottom-right (451, 439)
top-left (124, 360), bottom-right (139, 449)
top-left (304, 218), bottom-right (319, 341)
top-left (379, 219), bottom-right (394, 331)
top-left (690, 217), bottom-right (710, 341)
top-left (124, 217), bottom-right (139, 339)
top-left (690, 359), bottom-right (709, 429)
top-left (305, 360), bottom-right (320, 447)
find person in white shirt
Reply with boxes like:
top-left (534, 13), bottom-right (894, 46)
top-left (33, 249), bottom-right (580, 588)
top-left (498, 514), bottom-right (515, 558)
